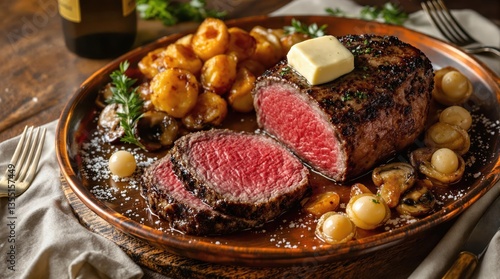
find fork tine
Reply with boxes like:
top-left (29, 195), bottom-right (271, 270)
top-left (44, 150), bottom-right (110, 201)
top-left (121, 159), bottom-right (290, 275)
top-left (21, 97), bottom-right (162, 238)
top-left (422, 0), bottom-right (477, 46)
top-left (422, 1), bottom-right (456, 43)
top-left (17, 127), bottom-right (41, 182)
top-left (8, 126), bottom-right (29, 168)
top-left (10, 126), bottom-right (34, 180)
top-left (434, 0), bottom-right (476, 44)
top-left (23, 128), bottom-right (46, 184)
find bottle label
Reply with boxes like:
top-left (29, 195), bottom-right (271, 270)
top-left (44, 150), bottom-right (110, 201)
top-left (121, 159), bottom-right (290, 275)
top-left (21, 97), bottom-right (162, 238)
top-left (122, 0), bottom-right (136, 16)
top-left (58, 0), bottom-right (81, 23)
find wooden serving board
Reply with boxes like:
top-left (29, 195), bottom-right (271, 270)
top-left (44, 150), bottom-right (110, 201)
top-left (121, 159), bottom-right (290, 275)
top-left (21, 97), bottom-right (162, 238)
top-left (61, 176), bottom-right (448, 279)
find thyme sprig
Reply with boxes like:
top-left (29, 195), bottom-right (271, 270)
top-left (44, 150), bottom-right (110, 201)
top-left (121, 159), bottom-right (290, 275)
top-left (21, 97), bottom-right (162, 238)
top-left (108, 61), bottom-right (145, 150)
top-left (284, 18), bottom-right (327, 38)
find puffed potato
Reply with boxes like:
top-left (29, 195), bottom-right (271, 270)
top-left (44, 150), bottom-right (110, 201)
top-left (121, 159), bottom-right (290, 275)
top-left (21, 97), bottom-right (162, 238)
top-left (249, 26), bottom-right (283, 67)
top-left (182, 91), bottom-right (228, 130)
top-left (238, 59), bottom-right (266, 76)
top-left (200, 54), bottom-right (237, 95)
top-left (138, 47), bottom-right (167, 79)
top-left (228, 67), bottom-right (256, 112)
top-left (280, 33), bottom-right (310, 55)
top-left (150, 68), bottom-right (199, 118)
top-left (192, 18), bottom-right (230, 61)
top-left (175, 34), bottom-right (193, 46)
top-left (226, 27), bottom-right (256, 61)
top-left (268, 28), bottom-right (286, 40)
top-left (250, 26), bottom-right (283, 52)
top-left (267, 28), bottom-right (309, 55)
top-left (161, 43), bottom-right (203, 76)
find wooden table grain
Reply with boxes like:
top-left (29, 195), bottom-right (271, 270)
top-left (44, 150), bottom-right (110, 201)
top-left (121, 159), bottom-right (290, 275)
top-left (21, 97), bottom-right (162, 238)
top-left (0, 0), bottom-right (498, 278)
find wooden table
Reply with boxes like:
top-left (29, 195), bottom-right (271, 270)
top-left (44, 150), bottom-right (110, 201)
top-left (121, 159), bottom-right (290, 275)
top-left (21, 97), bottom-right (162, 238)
top-left (1, 0), bottom-right (498, 278)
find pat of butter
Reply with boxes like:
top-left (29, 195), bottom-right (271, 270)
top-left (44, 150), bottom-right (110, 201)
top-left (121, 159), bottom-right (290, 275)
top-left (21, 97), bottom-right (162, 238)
top-left (287, 35), bottom-right (354, 85)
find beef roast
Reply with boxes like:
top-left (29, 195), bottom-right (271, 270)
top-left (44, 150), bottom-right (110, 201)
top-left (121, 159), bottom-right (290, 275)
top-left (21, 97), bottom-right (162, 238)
top-left (170, 129), bottom-right (310, 223)
top-left (252, 34), bottom-right (434, 181)
top-left (142, 156), bottom-right (259, 235)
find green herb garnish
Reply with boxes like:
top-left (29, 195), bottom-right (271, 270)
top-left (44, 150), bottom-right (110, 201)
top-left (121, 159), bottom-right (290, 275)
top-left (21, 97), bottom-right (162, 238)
top-left (284, 18), bottom-right (327, 38)
top-left (136, 0), bottom-right (227, 26)
top-left (326, 2), bottom-right (408, 25)
top-left (341, 90), bottom-right (368, 102)
top-left (108, 61), bottom-right (145, 150)
top-left (372, 199), bottom-right (381, 204)
top-left (361, 3), bottom-right (408, 25)
top-left (280, 66), bottom-right (291, 76)
top-left (325, 7), bottom-right (346, 17)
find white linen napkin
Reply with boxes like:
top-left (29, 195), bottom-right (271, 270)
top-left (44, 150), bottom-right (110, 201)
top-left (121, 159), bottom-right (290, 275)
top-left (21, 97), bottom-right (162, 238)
top-left (273, 1), bottom-right (500, 278)
top-left (0, 121), bottom-right (144, 279)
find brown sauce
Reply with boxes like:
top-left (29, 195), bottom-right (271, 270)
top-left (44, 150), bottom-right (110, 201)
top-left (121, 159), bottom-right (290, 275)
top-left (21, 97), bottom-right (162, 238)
top-left (77, 92), bottom-right (498, 249)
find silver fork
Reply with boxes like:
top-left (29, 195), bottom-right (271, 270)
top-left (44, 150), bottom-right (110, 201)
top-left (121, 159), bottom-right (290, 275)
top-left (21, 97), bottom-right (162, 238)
top-left (421, 0), bottom-right (500, 57)
top-left (0, 126), bottom-right (47, 198)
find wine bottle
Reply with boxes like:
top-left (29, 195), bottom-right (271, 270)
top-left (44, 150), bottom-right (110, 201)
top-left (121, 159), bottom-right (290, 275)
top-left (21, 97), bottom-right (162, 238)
top-left (58, 0), bottom-right (137, 59)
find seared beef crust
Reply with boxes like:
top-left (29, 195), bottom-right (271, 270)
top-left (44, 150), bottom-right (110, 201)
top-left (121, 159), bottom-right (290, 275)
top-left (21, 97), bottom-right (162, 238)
top-left (253, 34), bottom-right (434, 181)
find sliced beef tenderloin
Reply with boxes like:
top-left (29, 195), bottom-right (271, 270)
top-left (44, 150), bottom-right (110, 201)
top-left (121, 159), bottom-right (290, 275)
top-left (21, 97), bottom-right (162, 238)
top-left (252, 34), bottom-right (434, 182)
top-left (170, 129), bottom-right (310, 223)
top-left (142, 156), bottom-right (258, 235)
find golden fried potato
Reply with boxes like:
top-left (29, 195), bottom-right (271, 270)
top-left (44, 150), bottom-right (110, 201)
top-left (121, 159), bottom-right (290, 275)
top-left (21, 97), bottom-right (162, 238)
top-left (182, 91), bottom-right (228, 130)
top-left (192, 18), bottom-right (229, 61)
top-left (150, 68), bottom-right (199, 118)
top-left (228, 67), bottom-right (256, 113)
top-left (249, 26), bottom-right (283, 68)
top-left (238, 59), bottom-right (266, 77)
top-left (226, 27), bottom-right (256, 62)
top-left (161, 43), bottom-right (203, 76)
top-left (200, 54), bottom-right (237, 95)
top-left (138, 47), bottom-right (167, 79)
top-left (266, 28), bottom-right (310, 55)
top-left (268, 28), bottom-right (286, 39)
top-left (280, 33), bottom-right (309, 55)
top-left (175, 34), bottom-right (193, 46)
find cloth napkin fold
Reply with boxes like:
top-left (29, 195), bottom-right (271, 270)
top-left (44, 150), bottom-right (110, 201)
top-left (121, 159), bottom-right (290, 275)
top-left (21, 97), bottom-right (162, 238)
top-left (0, 121), bottom-right (144, 279)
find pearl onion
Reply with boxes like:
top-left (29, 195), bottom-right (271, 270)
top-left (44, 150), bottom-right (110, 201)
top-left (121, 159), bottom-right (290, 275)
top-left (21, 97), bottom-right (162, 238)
top-left (322, 214), bottom-right (354, 241)
top-left (346, 194), bottom-right (389, 230)
top-left (109, 150), bottom-right (137, 177)
top-left (441, 71), bottom-right (469, 99)
top-left (316, 212), bottom-right (355, 244)
top-left (431, 148), bottom-right (459, 174)
top-left (439, 106), bottom-right (472, 131)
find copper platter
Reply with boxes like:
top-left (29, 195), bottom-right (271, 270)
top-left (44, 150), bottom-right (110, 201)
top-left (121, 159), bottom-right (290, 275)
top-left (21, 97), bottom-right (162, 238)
top-left (56, 15), bottom-right (500, 266)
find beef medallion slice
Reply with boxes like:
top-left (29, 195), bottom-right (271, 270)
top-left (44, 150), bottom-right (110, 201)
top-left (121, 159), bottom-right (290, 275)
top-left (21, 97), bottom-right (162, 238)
top-left (170, 129), bottom-right (310, 223)
top-left (142, 156), bottom-right (259, 235)
top-left (252, 34), bottom-right (434, 181)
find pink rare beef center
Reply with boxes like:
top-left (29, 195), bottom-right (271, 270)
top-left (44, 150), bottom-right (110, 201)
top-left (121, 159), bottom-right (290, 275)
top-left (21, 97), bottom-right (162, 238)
top-left (155, 160), bottom-right (208, 208)
top-left (255, 84), bottom-right (343, 178)
top-left (187, 134), bottom-right (306, 203)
